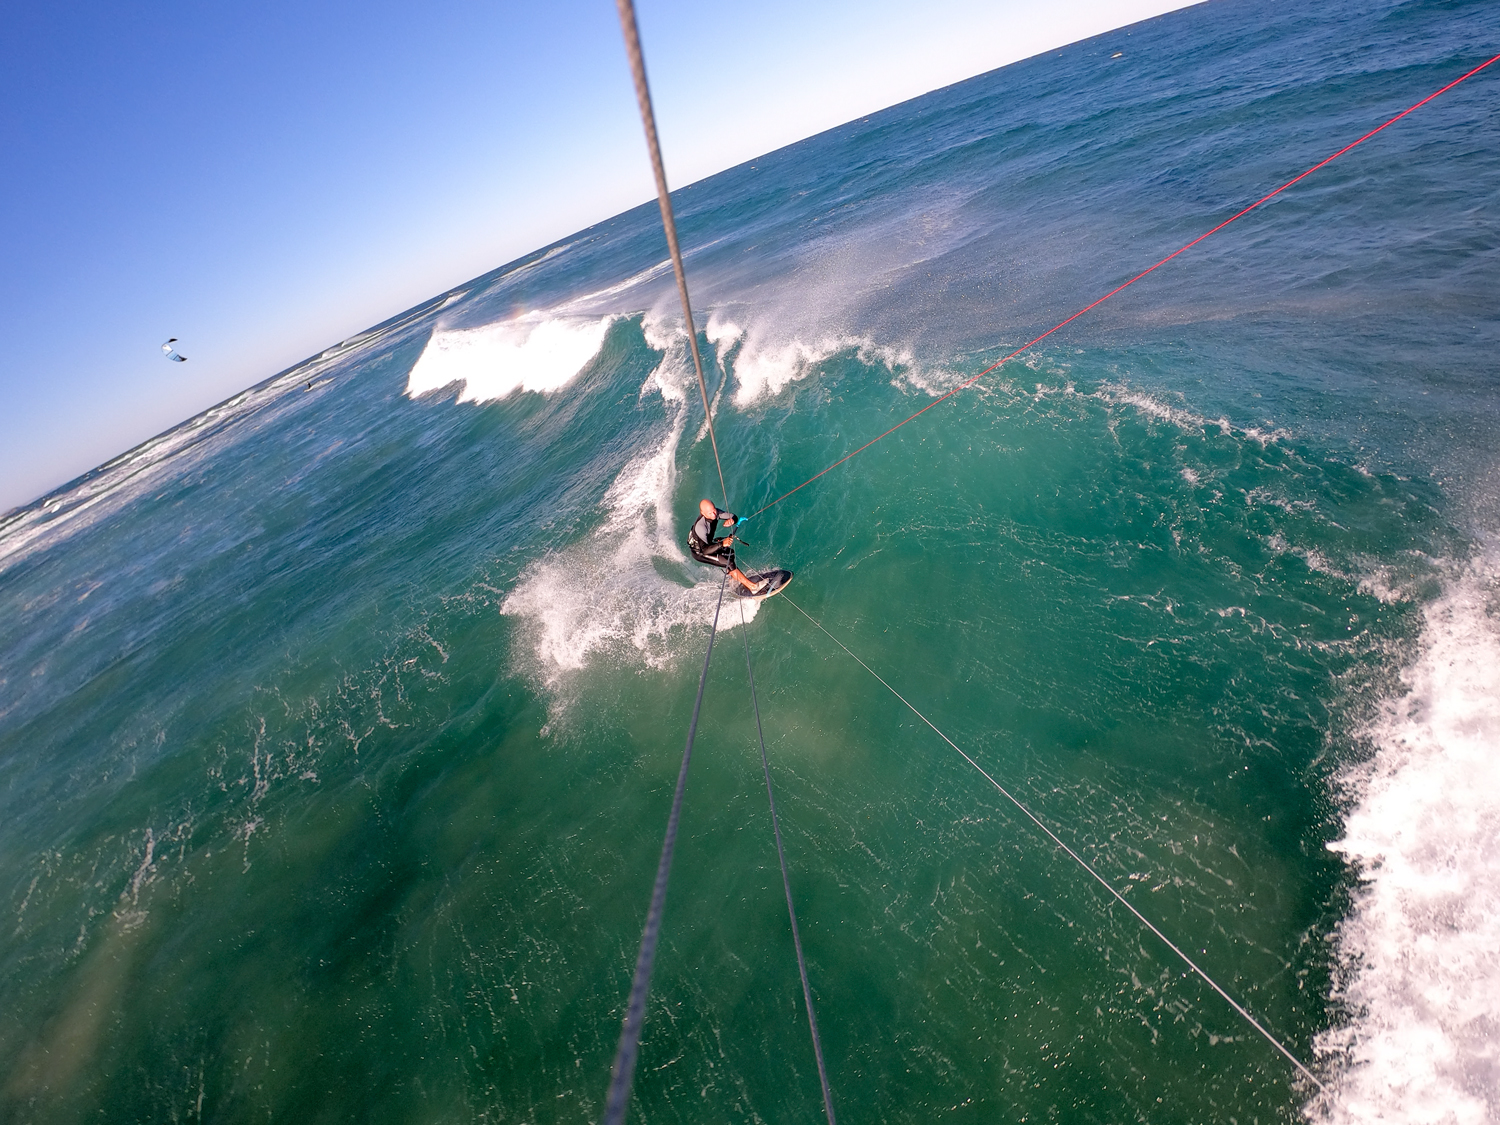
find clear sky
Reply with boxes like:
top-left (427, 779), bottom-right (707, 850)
top-left (0, 0), bottom-right (1194, 513)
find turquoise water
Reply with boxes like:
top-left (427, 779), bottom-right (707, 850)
top-left (4, 1), bottom-right (1499, 1122)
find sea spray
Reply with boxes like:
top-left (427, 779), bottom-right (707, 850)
top-left (1317, 552), bottom-right (1500, 1125)
top-left (501, 322), bottom-right (758, 713)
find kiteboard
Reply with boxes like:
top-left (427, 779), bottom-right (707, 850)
top-left (733, 569), bottom-right (793, 600)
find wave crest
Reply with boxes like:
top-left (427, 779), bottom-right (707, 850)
top-left (405, 314), bottom-right (615, 402)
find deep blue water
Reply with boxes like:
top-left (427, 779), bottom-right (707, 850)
top-left (3, 1), bottom-right (1499, 1122)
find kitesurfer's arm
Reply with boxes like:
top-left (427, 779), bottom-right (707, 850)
top-left (713, 513), bottom-right (738, 546)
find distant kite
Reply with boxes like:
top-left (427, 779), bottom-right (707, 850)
top-left (161, 338), bottom-right (187, 362)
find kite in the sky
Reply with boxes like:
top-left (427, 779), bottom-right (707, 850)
top-left (161, 338), bottom-right (187, 362)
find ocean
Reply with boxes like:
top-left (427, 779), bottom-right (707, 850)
top-left (2, 0), bottom-right (1498, 1121)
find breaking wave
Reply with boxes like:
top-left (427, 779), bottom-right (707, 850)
top-left (721, 323), bottom-right (959, 405)
top-left (405, 313), bottom-right (616, 402)
top-left (500, 325), bottom-right (758, 707)
top-left (1315, 550), bottom-right (1500, 1125)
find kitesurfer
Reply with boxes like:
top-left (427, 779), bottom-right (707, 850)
top-left (688, 499), bottom-right (767, 594)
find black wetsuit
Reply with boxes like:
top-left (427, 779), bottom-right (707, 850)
top-left (688, 513), bottom-right (737, 571)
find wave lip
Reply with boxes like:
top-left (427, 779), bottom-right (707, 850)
top-left (1317, 553), bottom-right (1500, 1125)
top-left (405, 313), bottom-right (615, 403)
top-left (727, 328), bottom-right (959, 405)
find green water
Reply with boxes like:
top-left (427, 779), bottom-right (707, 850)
top-left (5, 1), bottom-right (1499, 1119)
top-left (1, 318), bottom-right (1446, 1121)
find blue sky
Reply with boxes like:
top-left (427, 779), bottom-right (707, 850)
top-left (0, 0), bottom-right (1192, 512)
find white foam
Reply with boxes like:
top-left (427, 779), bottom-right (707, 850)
top-left (729, 331), bottom-right (957, 405)
top-left (640, 310), bottom-right (686, 359)
top-left (501, 349), bottom-right (758, 701)
top-left (889, 348), bottom-right (965, 397)
top-left (731, 335), bottom-right (855, 404)
top-left (1096, 383), bottom-right (1232, 435)
top-left (1314, 552), bottom-right (1500, 1124)
top-left (705, 315), bottom-right (744, 353)
top-left (405, 313), bottom-right (615, 403)
top-left (1358, 566), bottom-right (1414, 607)
top-left (1088, 383), bottom-right (1292, 449)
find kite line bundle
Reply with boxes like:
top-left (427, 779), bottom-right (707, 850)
top-left (604, 4), bottom-right (833, 1123)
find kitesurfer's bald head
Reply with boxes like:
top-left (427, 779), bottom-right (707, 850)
top-left (699, 499), bottom-right (717, 519)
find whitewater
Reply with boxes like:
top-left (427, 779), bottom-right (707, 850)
top-left (2, 1), bottom-right (1498, 1122)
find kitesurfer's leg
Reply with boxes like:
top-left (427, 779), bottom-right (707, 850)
top-left (690, 544), bottom-right (765, 593)
top-left (690, 545), bottom-right (731, 569)
top-left (729, 568), bottom-right (768, 594)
